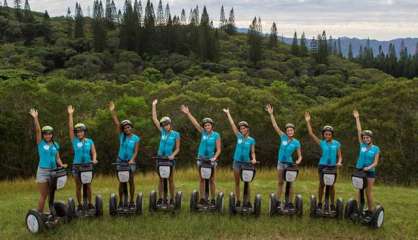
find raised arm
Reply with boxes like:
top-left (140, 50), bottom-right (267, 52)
top-left (109, 101), bottom-right (120, 134)
top-left (265, 104), bottom-right (284, 135)
top-left (223, 108), bottom-right (239, 135)
top-left (151, 99), bottom-right (161, 130)
top-left (29, 108), bottom-right (41, 144)
top-left (353, 109), bottom-right (362, 144)
top-left (181, 105), bottom-right (203, 132)
top-left (304, 112), bottom-right (320, 145)
top-left (67, 105), bottom-right (75, 141)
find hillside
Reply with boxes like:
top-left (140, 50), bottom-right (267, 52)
top-left (0, 3), bottom-right (417, 184)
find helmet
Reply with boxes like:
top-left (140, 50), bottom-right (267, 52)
top-left (41, 125), bottom-right (54, 134)
top-left (74, 123), bottom-right (87, 132)
top-left (160, 116), bottom-right (172, 126)
top-left (238, 121), bottom-right (249, 128)
top-left (361, 130), bottom-right (373, 138)
top-left (322, 125), bottom-right (334, 134)
top-left (285, 123), bottom-right (295, 130)
top-left (202, 117), bottom-right (214, 126)
top-left (121, 120), bottom-right (133, 129)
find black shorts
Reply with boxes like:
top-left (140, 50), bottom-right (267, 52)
top-left (356, 168), bottom-right (376, 179)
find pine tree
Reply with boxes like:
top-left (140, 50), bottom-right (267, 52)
top-left (316, 31), bottom-right (328, 64)
top-left (180, 9), bottom-right (186, 24)
top-left (198, 6), bottom-right (210, 60)
top-left (42, 10), bottom-right (52, 43)
top-left (120, 0), bottom-right (140, 51)
top-left (219, 5), bottom-right (226, 30)
top-left (291, 32), bottom-right (299, 56)
top-left (92, 0), bottom-right (107, 52)
top-left (14, 0), bottom-right (22, 20)
top-left (164, 3), bottom-right (170, 25)
top-left (226, 8), bottom-right (236, 34)
top-left (310, 36), bottom-right (318, 55)
top-left (248, 17), bottom-right (263, 65)
top-left (66, 7), bottom-right (73, 38)
top-left (74, 2), bottom-right (85, 38)
top-left (337, 38), bottom-right (342, 57)
top-left (348, 42), bottom-right (353, 60)
top-left (156, 0), bottom-right (164, 25)
top-left (3, 0), bottom-right (8, 7)
top-left (142, 0), bottom-right (156, 53)
top-left (268, 22), bottom-right (278, 48)
top-left (300, 32), bottom-right (308, 56)
top-left (23, 0), bottom-right (32, 22)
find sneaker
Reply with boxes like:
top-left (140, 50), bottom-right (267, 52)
top-left (77, 205), bottom-right (83, 211)
top-left (199, 198), bottom-right (206, 205)
top-left (276, 200), bottom-right (281, 209)
top-left (170, 199), bottom-right (175, 205)
top-left (88, 204), bottom-right (95, 210)
top-left (236, 200), bottom-right (241, 207)
top-left (316, 203), bottom-right (322, 210)
top-left (210, 199), bottom-right (216, 206)
top-left (247, 202), bottom-right (252, 208)
top-left (129, 202), bottom-right (135, 209)
top-left (163, 199), bottom-right (168, 205)
top-left (330, 204), bottom-right (336, 212)
top-left (157, 198), bottom-right (163, 205)
top-left (288, 202), bottom-right (295, 210)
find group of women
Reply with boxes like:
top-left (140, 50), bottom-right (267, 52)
top-left (29, 100), bottom-right (380, 215)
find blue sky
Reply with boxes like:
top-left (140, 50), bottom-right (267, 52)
top-left (24, 0), bottom-right (418, 40)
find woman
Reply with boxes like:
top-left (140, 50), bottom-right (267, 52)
top-left (152, 99), bottom-right (180, 205)
top-left (181, 105), bottom-right (221, 205)
top-left (109, 101), bottom-right (140, 208)
top-left (29, 108), bottom-right (66, 213)
top-left (266, 104), bottom-right (302, 209)
top-left (223, 108), bottom-right (256, 208)
top-left (304, 112), bottom-right (342, 211)
top-left (67, 105), bottom-right (98, 211)
top-left (353, 109), bottom-right (380, 213)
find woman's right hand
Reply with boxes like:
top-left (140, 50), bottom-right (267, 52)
top-left (29, 108), bottom-right (38, 118)
top-left (152, 99), bottom-right (158, 106)
top-left (109, 101), bottom-right (115, 112)
top-left (67, 105), bottom-right (75, 115)
top-left (265, 104), bottom-right (273, 114)
top-left (180, 104), bottom-right (189, 114)
top-left (304, 111), bottom-right (311, 122)
top-left (353, 109), bottom-right (360, 119)
top-left (222, 108), bottom-right (229, 114)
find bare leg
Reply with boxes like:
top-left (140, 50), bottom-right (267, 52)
top-left (169, 172), bottom-right (175, 200)
top-left (277, 169), bottom-right (284, 201)
top-left (330, 185), bottom-right (336, 205)
top-left (118, 183), bottom-right (123, 203)
top-left (87, 183), bottom-right (92, 205)
top-left (129, 177), bottom-right (135, 203)
top-left (199, 169), bottom-right (204, 199)
top-left (234, 169), bottom-right (240, 200)
top-left (210, 169), bottom-right (216, 199)
top-left (366, 178), bottom-right (375, 211)
top-left (37, 182), bottom-right (49, 213)
top-left (158, 178), bottom-right (163, 199)
top-left (318, 184), bottom-right (325, 204)
top-left (75, 177), bottom-right (82, 206)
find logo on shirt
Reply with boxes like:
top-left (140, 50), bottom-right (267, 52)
top-left (77, 142), bottom-right (83, 148)
top-left (282, 141), bottom-right (288, 146)
top-left (361, 147), bottom-right (367, 152)
top-left (43, 145), bottom-right (50, 151)
top-left (238, 139), bottom-right (243, 144)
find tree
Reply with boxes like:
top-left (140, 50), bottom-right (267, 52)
top-left (248, 17), bottom-right (263, 65)
top-left (348, 42), bottom-right (353, 60)
top-left (337, 38), bottom-right (343, 57)
top-left (3, 0), bottom-right (8, 7)
top-left (23, 0), bottom-right (32, 22)
top-left (300, 32), bottom-right (308, 56)
top-left (92, 0), bottom-right (107, 52)
top-left (120, 0), bottom-right (139, 51)
top-left (197, 6), bottom-right (217, 61)
top-left (219, 5), bottom-right (227, 30)
top-left (65, 7), bottom-right (73, 38)
top-left (156, 0), bottom-right (164, 25)
top-left (180, 9), bottom-right (186, 24)
top-left (268, 22), bottom-right (278, 48)
top-left (14, 0), bottom-right (22, 20)
top-left (291, 32), bottom-right (299, 56)
top-left (74, 2), bottom-right (85, 38)
top-left (226, 8), bottom-right (236, 34)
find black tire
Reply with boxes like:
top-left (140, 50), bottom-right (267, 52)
top-left (309, 195), bottom-right (317, 218)
top-left (229, 192), bottom-right (236, 215)
top-left (268, 193), bottom-right (277, 217)
top-left (344, 198), bottom-right (357, 220)
top-left (67, 198), bottom-right (76, 220)
top-left (371, 205), bottom-right (384, 228)
top-left (295, 194), bottom-right (303, 217)
top-left (254, 194), bottom-right (262, 218)
top-left (53, 201), bottom-right (68, 222)
top-left (149, 191), bottom-right (157, 213)
top-left (216, 192), bottom-right (224, 214)
top-left (136, 193), bottom-right (143, 215)
top-left (336, 198), bottom-right (344, 219)
top-left (174, 191), bottom-right (182, 211)
top-left (109, 193), bottom-right (117, 216)
top-left (190, 190), bottom-right (198, 212)
top-left (95, 195), bottom-right (103, 217)
top-left (26, 209), bottom-right (45, 234)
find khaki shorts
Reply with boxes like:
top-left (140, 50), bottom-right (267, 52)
top-left (36, 167), bottom-right (51, 183)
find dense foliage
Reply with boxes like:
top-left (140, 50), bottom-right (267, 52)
top-left (0, 2), bottom-right (417, 184)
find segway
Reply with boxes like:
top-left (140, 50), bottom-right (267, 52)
top-left (269, 164), bottom-right (303, 216)
top-left (190, 157), bottom-right (224, 213)
top-left (345, 170), bottom-right (384, 228)
top-left (149, 157), bottom-right (182, 213)
top-left (67, 163), bottom-right (103, 218)
top-left (310, 167), bottom-right (343, 219)
top-left (229, 161), bottom-right (261, 217)
top-left (109, 162), bottom-right (143, 216)
top-left (26, 167), bottom-right (71, 234)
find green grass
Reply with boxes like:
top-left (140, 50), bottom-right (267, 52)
top-left (1, 168), bottom-right (417, 239)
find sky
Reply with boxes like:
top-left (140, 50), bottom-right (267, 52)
top-left (23, 0), bottom-right (418, 40)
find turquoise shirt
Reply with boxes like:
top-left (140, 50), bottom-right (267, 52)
top-left (72, 138), bottom-right (94, 164)
top-left (278, 134), bottom-right (301, 164)
top-left (233, 133), bottom-right (255, 162)
top-left (158, 128), bottom-right (180, 157)
top-left (37, 140), bottom-right (60, 169)
top-left (197, 131), bottom-right (220, 158)
top-left (356, 143), bottom-right (380, 172)
top-left (319, 139), bottom-right (341, 166)
top-left (118, 133), bottom-right (140, 161)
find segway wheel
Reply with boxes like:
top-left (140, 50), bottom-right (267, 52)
top-left (344, 198), bottom-right (357, 220)
top-left (135, 193), bottom-right (143, 215)
top-left (254, 194), bottom-right (262, 218)
top-left (295, 194), bottom-right (303, 217)
top-left (190, 190), bottom-right (199, 212)
top-left (109, 193), bottom-right (117, 216)
top-left (216, 192), bottom-right (224, 213)
top-left (149, 191), bottom-right (157, 213)
top-left (175, 191), bottom-right (183, 211)
top-left (336, 198), bottom-right (344, 219)
top-left (53, 201), bottom-right (68, 222)
top-left (67, 198), bottom-right (76, 220)
top-left (268, 193), bottom-right (277, 217)
top-left (309, 195), bottom-right (317, 218)
top-left (26, 210), bottom-right (45, 234)
top-left (371, 205), bottom-right (384, 228)
top-left (229, 192), bottom-right (236, 215)
top-left (95, 195), bottom-right (103, 217)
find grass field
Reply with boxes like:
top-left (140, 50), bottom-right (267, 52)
top-left (1, 167), bottom-right (417, 240)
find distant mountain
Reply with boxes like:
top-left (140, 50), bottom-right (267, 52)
top-left (237, 28), bottom-right (418, 57)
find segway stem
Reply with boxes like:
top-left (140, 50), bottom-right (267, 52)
top-left (243, 182), bottom-right (249, 205)
top-left (82, 183), bottom-right (88, 208)
top-left (204, 179), bottom-right (210, 201)
top-left (123, 183), bottom-right (128, 207)
top-left (360, 188), bottom-right (365, 212)
top-left (163, 178), bottom-right (168, 200)
top-left (285, 182), bottom-right (291, 204)
top-left (324, 185), bottom-right (330, 208)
